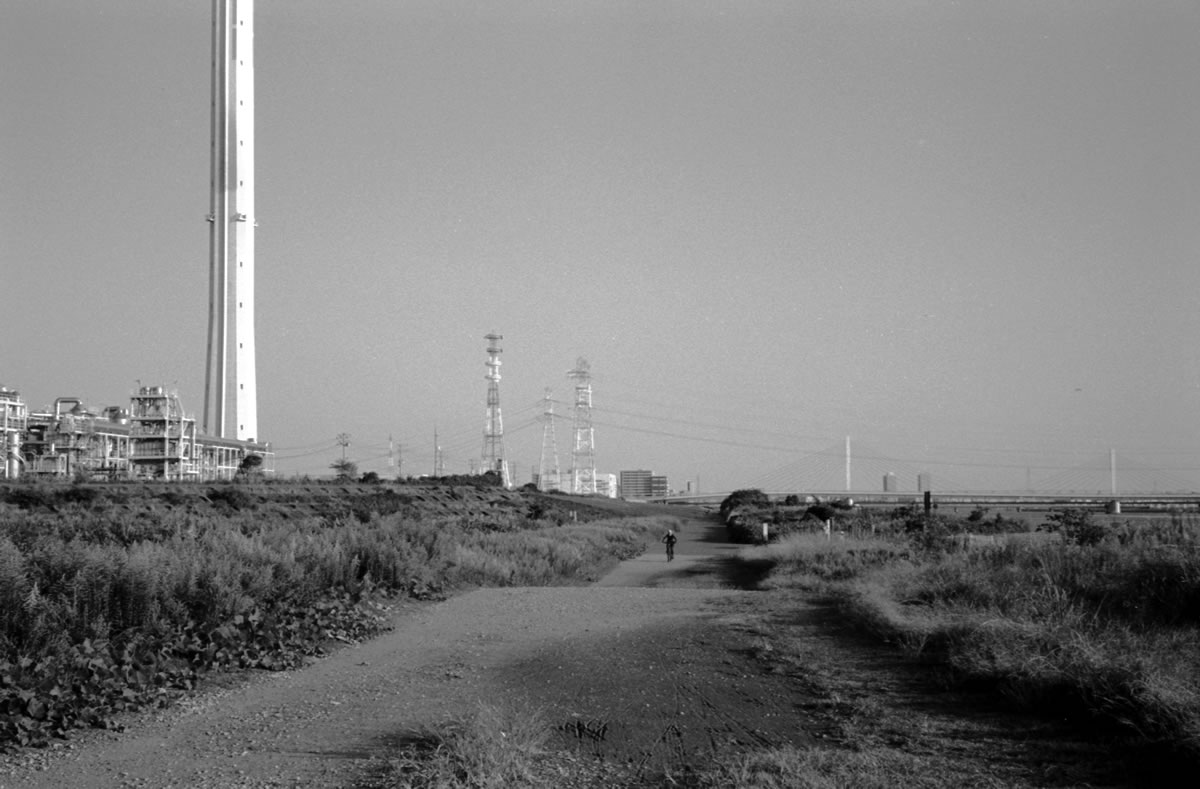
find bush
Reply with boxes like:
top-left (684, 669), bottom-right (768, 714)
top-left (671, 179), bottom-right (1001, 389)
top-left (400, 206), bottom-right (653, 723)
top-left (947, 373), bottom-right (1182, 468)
top-left (719, 489), bottom-right (771, 524)
top-left (1044, 508), bottom-right (1107, 546)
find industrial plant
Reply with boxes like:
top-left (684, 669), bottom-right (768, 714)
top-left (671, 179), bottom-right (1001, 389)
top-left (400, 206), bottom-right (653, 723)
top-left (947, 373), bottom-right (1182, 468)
top-left (2, 2), bottom-right (266, 483)
top-left (1, 384), bottom-right (270, 482)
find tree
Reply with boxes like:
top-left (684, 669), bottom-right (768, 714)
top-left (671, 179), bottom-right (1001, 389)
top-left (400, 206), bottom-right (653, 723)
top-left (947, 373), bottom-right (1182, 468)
top-left (1045, 508), bottom-right (1106, 546)
top-left (718, 489), bottom-right (771, 523)
top-left (330, 458), bottom-right (358, 481)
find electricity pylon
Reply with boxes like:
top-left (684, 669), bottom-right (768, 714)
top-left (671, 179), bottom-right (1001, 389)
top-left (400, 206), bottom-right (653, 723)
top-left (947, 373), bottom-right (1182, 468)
top-left (537, 388), bottom-right (560, 491)
top-left (568, 358), bottom-right (596, 495)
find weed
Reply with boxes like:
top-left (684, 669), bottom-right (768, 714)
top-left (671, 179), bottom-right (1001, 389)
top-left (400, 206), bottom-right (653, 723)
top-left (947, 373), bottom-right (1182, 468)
top-left (384, 702), bottom-right (551, 789)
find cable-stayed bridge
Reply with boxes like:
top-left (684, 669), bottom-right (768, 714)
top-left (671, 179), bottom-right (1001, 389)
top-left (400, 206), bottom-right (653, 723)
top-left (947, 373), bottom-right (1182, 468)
top-left (653, 442), bottom-right (1200, 510)
top-left (745, 441), bottom-right (1198, 495)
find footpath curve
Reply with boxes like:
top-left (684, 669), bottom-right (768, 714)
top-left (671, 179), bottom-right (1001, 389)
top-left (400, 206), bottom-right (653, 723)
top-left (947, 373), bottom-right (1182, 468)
top-left (0, 517), bottom-right (811, 788)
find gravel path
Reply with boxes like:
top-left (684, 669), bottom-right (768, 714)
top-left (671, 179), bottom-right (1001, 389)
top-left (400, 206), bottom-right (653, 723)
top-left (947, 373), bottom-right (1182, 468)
top-left (0, 518), bottom-right (798, 788)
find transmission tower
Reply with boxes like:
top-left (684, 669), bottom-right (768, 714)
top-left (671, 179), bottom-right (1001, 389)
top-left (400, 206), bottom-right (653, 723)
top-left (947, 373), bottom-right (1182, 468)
top-left (568, 358), bottom-right (596, 495)
top-left (482, 333), bottom-right (511, 487)
top-left (537, 388), bottom-right (561, 491)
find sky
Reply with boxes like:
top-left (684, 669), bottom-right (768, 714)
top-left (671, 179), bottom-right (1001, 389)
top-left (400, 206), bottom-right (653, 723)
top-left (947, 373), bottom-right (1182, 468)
top-left (3, 0), bottom-right (1199, 494)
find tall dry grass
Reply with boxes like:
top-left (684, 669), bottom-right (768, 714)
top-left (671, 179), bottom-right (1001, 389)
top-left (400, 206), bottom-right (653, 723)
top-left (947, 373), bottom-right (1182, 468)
top-left (743, 517), bottom-right (1200, 762)
top-left (0, 508), bottom-right (655, 654)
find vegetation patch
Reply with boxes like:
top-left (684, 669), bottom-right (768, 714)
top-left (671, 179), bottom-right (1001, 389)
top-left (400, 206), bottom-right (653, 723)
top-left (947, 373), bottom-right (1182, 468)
top-left (0, 483), bottom-right (654, 749)
top-left (382, 702), bottom-right (554, 789)
top-left (724, 492), bottom-right (1200, 768)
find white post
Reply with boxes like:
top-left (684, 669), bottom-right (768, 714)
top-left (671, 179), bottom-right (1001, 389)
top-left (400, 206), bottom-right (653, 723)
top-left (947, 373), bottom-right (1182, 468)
top-left (845, 435), bottom-right (851, 492)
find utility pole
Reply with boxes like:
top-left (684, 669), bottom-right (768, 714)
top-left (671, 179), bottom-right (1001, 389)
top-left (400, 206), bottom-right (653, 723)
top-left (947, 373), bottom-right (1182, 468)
top-left (336, 433), bottom-right (350, 462)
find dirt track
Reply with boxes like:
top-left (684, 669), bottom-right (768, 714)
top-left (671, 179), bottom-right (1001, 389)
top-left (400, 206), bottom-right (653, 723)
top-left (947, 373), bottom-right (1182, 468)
top-left (0, 517), bottom-right (806, 788)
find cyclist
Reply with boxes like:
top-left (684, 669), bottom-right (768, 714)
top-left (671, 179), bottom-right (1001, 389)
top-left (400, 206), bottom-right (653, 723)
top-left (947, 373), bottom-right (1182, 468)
top-left (662, 528), bottom-right (677, 561)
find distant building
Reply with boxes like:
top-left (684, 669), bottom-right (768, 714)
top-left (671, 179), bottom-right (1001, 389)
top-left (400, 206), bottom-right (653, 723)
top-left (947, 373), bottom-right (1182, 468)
top-left (618, 469), bottom-right (669, 499)
top-left (917, 471), bottom-right (933, 493)
top-left (619, 469), bottom-right (652, 499)
top-left (883, 472), bottom-right (898, 492)
top-left (650, 475), bottom-right (668, 498)
top-left (595, 473), bottom-right (618, 498)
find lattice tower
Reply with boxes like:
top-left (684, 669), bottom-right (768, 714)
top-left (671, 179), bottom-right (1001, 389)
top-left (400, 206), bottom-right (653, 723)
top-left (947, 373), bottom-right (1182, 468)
top-left (568, 358), bottom-right (596, 495)
top-left (537, 388), bottom-right (561, 491)
top-left (482, 333), bottom-right (510, 487)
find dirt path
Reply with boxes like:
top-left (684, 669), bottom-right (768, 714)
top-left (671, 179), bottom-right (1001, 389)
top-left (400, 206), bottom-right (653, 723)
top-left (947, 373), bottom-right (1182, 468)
top-left (0, 517), bottom-right (1137, 788)
top-left (0, 518), bottom-right (786, 788)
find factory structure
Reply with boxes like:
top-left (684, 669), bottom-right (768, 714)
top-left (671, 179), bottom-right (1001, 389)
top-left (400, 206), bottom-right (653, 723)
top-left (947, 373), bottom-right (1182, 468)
top-left (2, 2), bottom-right (269, 483)
top-left (1, 384), bottom-right (271, 482)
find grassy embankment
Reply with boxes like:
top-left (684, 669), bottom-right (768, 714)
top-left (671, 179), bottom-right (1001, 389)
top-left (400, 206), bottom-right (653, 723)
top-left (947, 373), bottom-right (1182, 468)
top-left (0, 482), bottom-right (661, 749)
top-left (705, 502), bottom-right (1200, 787)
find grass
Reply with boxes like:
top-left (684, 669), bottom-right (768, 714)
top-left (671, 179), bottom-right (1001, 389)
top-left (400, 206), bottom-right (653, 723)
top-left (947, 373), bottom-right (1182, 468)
top-left (689, 744), bottom-right (1015, 789)
top-left (737, 533), bottom-right (913, 589)
top-left (734, 514), bottom-right (1200, 765)
top-left (383, 702), bottom-right (553, 789)
top-left (375, 703), bottom-right (1018, 789)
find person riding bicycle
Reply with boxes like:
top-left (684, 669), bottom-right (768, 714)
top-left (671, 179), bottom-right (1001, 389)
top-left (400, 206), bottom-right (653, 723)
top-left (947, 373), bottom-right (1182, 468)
top-left (662, 528), bottom-right (677, 561)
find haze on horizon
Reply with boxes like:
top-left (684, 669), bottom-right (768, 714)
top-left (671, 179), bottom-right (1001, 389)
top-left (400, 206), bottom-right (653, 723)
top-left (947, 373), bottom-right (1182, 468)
top-left (3, 1), bottom-right (1198, 494)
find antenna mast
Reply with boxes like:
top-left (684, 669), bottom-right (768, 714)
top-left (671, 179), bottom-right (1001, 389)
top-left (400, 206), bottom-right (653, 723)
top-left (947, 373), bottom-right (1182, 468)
top-left (568, 358), bottom-right (596, 495)
top-left (482, 334), bottom-right (510, 487)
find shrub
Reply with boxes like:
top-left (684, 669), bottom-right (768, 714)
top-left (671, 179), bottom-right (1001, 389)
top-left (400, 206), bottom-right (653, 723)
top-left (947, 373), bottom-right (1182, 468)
top-left (206, 485), bottom-right (254, 512)
top-left (719, 489), bottom-right (771, 523)
top-left (1044, 508), bottom-right (1106, 546)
